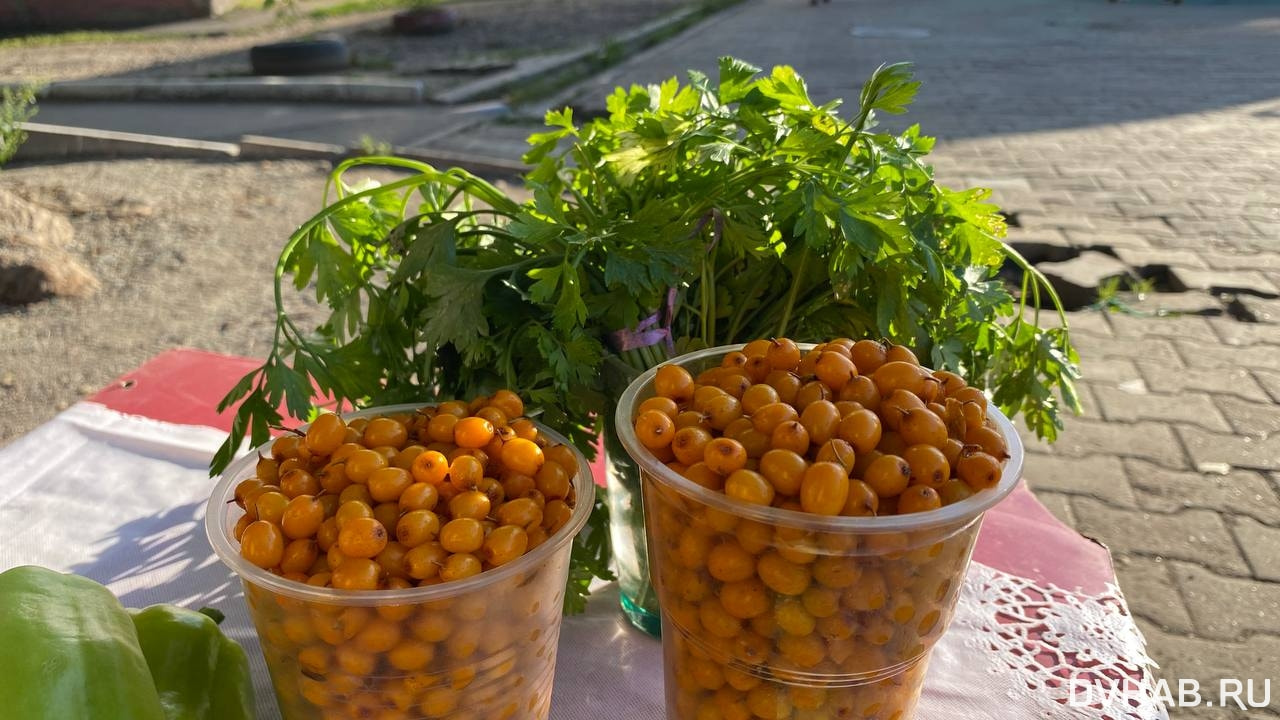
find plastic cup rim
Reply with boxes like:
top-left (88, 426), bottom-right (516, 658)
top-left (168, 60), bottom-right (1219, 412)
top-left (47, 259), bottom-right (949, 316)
top-left (614, 343), bottom-right (1024, 533)
top-left (204, 402), bottom-right (596, 605)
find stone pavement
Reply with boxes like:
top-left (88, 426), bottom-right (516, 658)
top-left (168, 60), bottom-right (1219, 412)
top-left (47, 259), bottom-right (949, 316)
top-left (428, 0), bottom-right (1280, 715)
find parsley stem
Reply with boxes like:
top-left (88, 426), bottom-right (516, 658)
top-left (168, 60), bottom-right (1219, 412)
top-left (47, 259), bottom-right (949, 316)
top-left (776, 246), bottom-right (810, 337)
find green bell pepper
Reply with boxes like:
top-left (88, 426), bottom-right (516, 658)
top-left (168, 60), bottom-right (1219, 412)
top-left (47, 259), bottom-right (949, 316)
top-left (0, 565), bottom-right (166, 720)
top-left (130, 605), bottom-right (255, 720)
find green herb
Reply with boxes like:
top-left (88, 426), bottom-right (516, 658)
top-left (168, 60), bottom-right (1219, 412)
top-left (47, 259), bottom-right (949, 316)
top-left (211, 59), bottom-right (1080, 611)
top-left (0, 85), bottom-right (38, 167)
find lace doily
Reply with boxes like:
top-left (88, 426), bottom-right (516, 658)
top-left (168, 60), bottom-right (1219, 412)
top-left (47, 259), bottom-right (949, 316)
top-left (934, 562), bottom-right (1168, 720)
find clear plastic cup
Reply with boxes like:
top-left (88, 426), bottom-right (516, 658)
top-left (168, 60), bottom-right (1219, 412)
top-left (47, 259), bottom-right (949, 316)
top-left (615, 346), bottom-right (1024, 720)
top-left (206, 404), bottom-right (595, 720)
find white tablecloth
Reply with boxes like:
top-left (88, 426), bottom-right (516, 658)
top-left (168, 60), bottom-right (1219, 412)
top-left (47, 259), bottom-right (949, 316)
top-left (0, 402), bottom-right (1165, 719)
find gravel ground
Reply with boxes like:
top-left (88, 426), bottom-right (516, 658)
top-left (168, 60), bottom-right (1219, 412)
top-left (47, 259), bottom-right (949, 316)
top-left (0, 159), bottom-right (354, 447)
top-left (1, 0), bottom-right (697, 92)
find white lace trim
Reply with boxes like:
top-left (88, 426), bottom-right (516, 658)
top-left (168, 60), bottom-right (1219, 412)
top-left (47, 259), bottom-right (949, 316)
top-left (955, 563), bottom-right (1168, 720)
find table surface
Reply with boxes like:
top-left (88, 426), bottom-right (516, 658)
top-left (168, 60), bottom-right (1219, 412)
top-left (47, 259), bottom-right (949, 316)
top-left (90, 348), bottom-right (1118, 594)
top-left (0, 347), bottom-right (1150, 720)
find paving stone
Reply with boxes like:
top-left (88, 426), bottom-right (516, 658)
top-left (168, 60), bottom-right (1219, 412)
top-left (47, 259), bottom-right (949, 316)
top-left (1175, 340), bottom-right (1280, 374)
top-left (1202, 252), bottom-right (1280, 272)
top-left (1169, 562), bottom-right (1280, 641)
top-left (1114, 554), bottom-right (1195, 634)
top-left (1036, 418), bottom-right (1188, 468)
top-left (1080, 356), bottom-right (1144, 386)
top-left (1072, 498), bottom-right (1249, 576)
top-left (1106, 311), bottom-right (1220, 342)
top-left (1232, 516), bottom-right (1280, 583)
top-left (1038, 308), bottom-right (1113, 336)
top-left (1172, 268), bottom-right (1280, 296)
top-left (1114, 248), bottom-right (1210, 270)
top-left (1142, 623), bottom-right (1280, 714)
top-left (1138, 361), bottom-right (1267, 402)
top-left (1236, 295), bottom-right (1280, 323)
top-left (1074, 333), bottom-right (1183, 366)
top-left (1213, 395), bottom-right (1280, 439)
top-left (1125, 291), bottom-right (1225, 316)
top-left (1032, 489), bottom-right (1077, 528)
top-left (1208, 319), bottom-right (1280, 347)
top-left (1178, 425), bottom-right (1280, 473)
top-left (1124, 459), bottom-right (1280, 527)
top-left (1255, 370), bottom-right (1280, 405)
top-left (1023, 453), bottom-right (1136, 507)
top-left (1093, 385), bottom-right (1232, 433)
top-left (1065, 228), bottom-right (1154, 249)
top-left (1038, 251), bottom-right (1132, 309)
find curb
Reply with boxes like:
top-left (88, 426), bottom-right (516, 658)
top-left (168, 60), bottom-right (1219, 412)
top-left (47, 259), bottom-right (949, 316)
top-left (431, 6), bottom-right (698, 105)
top-left (14, 122), bottom-right (240, 162)
top-left (11, 122), bottom-right (528, 178)
top-left (25, 76), bottom-right (426, 105)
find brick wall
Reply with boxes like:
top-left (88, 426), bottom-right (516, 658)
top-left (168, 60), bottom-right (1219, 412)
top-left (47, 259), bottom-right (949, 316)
top-left (0, 0), bottom-right (247, 31)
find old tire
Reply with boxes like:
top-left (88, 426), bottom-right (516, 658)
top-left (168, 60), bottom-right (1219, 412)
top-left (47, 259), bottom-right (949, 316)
top-left (249, 36), bottom-right (350, 76)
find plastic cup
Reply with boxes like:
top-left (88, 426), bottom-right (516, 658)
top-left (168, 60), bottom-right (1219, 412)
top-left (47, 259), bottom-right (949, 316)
top-left (615, 346), bottom-right (1024, 720)
top-left (206, 404), bottom-right (595, 720)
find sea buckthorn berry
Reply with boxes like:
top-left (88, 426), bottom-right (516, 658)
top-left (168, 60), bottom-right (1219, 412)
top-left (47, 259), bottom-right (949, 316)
top-left (757, 552), bottom-right (810, 596)
top-left (703, 393), bottom-right (744, 430)
top-left (337, 517), bottom-right (389, 559)
top-left (903, 444), bottom-right (950, 489)
top-left (344, 448), bottom-right (388, 484)
top-left (240, 520), bottom-right (284, 568)
top-left (440, 518), bottom-right (485, 554)
top-left (940, 478), bottom-right (975, 505)
top-left (704, 438), bottom-right (748, 475)
top-left (850, 339), bottom-right (888, 374)
top-left (452, 416), bottom-right (495, 449)
top-left (305, 413), bottom-right (347, 456)
top-left (367, 466), bottom-right (413, 503)
top-left (724, 469), bottom-right (775, 506)
top-left (899, 407), bottom-right (948, 448)
top-left (449, 490), bottom-right (492, 521)
top-left (864, 454), bottom-right (911, 498)
top-left (751, 402), bottom-right (799, 435)
top-left (281, 495), bottom-right (325, 539)
top-left (398, 482), bottom-right (439, 512)
top-left (707, 541), bottom-right (756, 583)
top-left (502, 437), bottom-right (544, 477)
top-left (496, 497), bottom-right (542, 530)
top-left (331, 557), bottom-right (383, 590)
top-left (799, 400), bottom-right (840, 446)
top-left (837, 374), bottom-right (881, 411)
top-left (396, 510), bottom-right (441, 548)
top-left (886, 344), bottom-right (920, 365)
top-left (872, 360), bottom-right (930, 398)
top-left (363, 417), bottom-right (408, 449)
top-left (655, 364), bottom-right (696, 402)
top-left (966, 425), bottom-right (1010, 460)
top-left (638, 396), bottom-right (680, 419)
top-left (426, 413), bottom-right (459, 444)
top-left (793, 380), bottom-right (831, 410)
top-left (488, 389), bottom-right (525, 419)
top-left (743, 339), bottom-right (773, 357)
top-left (338, 483), bottom-right (373, 508)
top-left (799, 462), bottom-right (849, 516)
top-left (672, 427), bottom-right (713, 466)
top-left (958, 449), bottom-right (1002, 490)
top-left (766, 338), bottom-right (802, 370)
top-left (483, 525), bottom-right (529, 567)
top-left (440, 553), bottom-right (482, 582)
top-left (536, 461), bottom-right (572, 500)
top-left (898, 485), bottom-right (943, 514)
top-left (837, 408), bottom-right (882, 454)
top-left (765, 370), bottom-right (802, 405)
top-left (718, 371), bottom-right (752, 398)
top-left (759, 449), bottom-right (807, 496)
top-left (404, 542), bottom-right (446, 580)
top-left (814, 351), bottom-right (858, 390)
top-left (255, 491), bottom-right (289, 526)
top-left (769, 420), bottom-right (810, 455)
top-left (814, 439), bottom-right (856, 473)
top-left (447, 454), bottom-right (484, 491)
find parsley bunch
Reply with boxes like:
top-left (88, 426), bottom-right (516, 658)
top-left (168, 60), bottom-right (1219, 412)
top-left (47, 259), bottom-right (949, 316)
top-left (211, 59), bottom-right (1080, 612)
